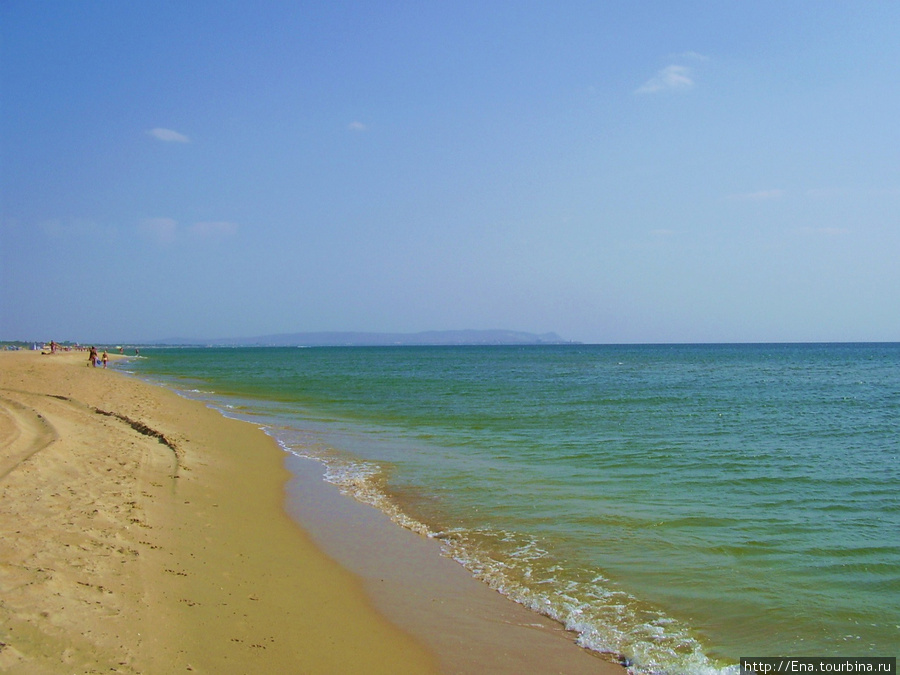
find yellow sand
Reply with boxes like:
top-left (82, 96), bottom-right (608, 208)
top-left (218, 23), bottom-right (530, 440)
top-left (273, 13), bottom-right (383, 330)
top-left (0, 350), bottom-right (439, 674)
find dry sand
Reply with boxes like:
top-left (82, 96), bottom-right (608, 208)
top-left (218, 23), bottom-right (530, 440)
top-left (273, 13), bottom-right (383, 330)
top-left (0, 350), bottom-right (437, 673)
top-left (0, 350), bottom-right (626, 674)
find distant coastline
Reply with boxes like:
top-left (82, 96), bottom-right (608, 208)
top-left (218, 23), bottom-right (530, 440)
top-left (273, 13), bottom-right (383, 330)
top-left (152, 330), bottom-right (577, 347)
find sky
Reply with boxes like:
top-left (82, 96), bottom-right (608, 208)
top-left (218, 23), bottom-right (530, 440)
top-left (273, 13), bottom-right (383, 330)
top-left (2, 1), bottom-right (899, 344)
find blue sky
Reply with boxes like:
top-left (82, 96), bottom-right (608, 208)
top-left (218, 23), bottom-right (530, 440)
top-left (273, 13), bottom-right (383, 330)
top-left (2, 1), bottom-right (898, 343)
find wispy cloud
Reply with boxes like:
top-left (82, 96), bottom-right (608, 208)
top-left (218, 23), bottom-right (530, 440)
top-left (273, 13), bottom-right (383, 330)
top-left (139, 217), bottom-right (178, 244)
top-left (188, 221), bottom-right (238, 239)
top-left (635, 65), bottom-right (695, 94)
top-left (139, 218), bottom-right (238, 245)
top-left (348, 121), bottom-right (367, 132)
top-left (147, 128), bottom-right (190, 143)
top-left (39, 218), bottom-right (113, 238)
top-left (671, 51), bottom-right (708, 62)
top-left (636, 53), bottom-right (709, 95)
top-left (726, 189), bottom-right (786, 202)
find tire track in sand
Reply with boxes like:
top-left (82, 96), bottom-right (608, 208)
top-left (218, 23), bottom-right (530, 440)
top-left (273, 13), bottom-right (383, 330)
top-left (0, 396), bottom-right (58, 482)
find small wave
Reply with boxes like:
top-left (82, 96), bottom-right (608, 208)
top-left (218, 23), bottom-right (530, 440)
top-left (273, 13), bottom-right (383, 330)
top-left (437, 527), bottom-right (737, 675)
top-left (281, 442), bottom-right (435, 538)
top-left (273, 433), bottom-right (735, 675)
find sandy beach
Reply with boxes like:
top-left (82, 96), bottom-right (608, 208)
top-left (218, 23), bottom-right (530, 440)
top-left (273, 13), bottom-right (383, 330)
top-left (0, 350), bottom-right (625, 674)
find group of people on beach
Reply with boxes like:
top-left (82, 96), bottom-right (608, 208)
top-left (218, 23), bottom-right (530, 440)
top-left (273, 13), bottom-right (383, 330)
top-left (42, 341), bottom-right (92, 354)
top-left (42, 341), bottom-right (85, 354)
top-left (40, 341), bottom-right (139, 362)
top-left (87, 346), bottom-right (109, 368)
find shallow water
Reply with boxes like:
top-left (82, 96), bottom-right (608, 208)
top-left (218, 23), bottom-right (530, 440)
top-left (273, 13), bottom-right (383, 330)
top-left (129, 343), bottom-right (900, 673)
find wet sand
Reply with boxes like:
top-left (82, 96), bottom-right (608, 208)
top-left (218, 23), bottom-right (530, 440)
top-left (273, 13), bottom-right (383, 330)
top-left (284, 454), bottom-right (627, 674)
top-left (0, 350), bottom-right (625, 674)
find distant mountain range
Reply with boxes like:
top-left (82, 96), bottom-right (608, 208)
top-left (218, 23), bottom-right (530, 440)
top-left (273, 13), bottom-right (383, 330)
top-left (155, 330), bottom-right (574, 347)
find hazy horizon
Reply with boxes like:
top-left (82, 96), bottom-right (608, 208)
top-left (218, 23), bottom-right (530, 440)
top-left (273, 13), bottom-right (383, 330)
top-left (2, 3), bottom-right (898, 344)
top-left (7, 332), bottom-right (900, 349)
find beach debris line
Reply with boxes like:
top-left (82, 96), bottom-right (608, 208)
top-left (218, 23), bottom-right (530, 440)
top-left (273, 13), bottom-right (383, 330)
top-left (92, 407), bottom-right (182, 472)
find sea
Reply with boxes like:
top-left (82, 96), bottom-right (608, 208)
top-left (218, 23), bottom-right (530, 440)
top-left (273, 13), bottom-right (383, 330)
top-left (125, 343), bottom-right (899, 673)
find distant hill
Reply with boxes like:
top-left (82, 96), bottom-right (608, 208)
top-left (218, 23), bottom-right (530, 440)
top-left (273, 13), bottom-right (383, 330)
top-left (155, 330), bottom-right (574, 347)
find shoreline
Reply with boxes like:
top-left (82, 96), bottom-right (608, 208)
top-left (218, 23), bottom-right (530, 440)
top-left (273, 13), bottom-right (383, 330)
top-left (281, 454), bottom-right (626, 674)
top-left (1, 350), bottom-right (626, 673)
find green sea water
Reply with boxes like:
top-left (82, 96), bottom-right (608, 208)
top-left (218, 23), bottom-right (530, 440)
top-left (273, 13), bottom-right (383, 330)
top-left (127, 343), bottom-right (900, 673)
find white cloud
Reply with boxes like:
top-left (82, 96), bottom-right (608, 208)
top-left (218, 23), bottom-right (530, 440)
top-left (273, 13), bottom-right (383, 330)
top-left (635, 65), bottom-right (694, 94)
top-left (726, 189), bottom-right (786, 202)
top-left (147, 128), bottom-right (190, 143)
top-left (348, 121), bottom-right (367, 132)
top-left (188, 221), bottom-right (238, 238)
top-left (139, 217), bottom-right (178, 244)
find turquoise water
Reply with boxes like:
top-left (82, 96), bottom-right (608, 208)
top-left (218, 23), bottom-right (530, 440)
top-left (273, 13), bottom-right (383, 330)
top-left (127, 344), bottom-right (900, 673)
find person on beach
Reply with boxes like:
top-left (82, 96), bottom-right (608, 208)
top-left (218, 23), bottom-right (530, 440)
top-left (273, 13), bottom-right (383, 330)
top-left (101, 350), bottom-right (109, 368)
top-left (88, 346), bottom-right (98, 367)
